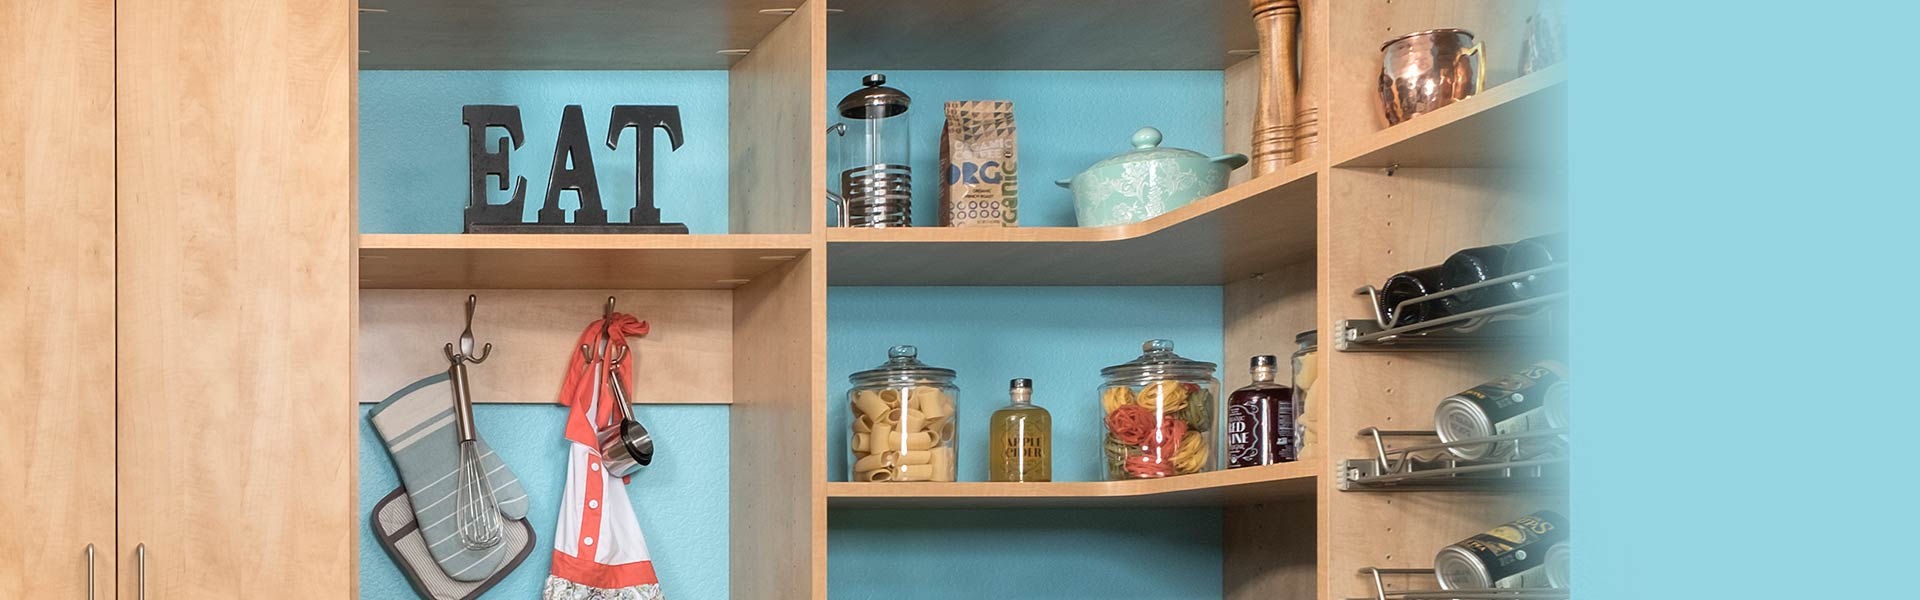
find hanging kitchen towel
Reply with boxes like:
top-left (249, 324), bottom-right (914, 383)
top-left (371, 373), bottom-right (533, 582)
top-left (372, 486), bottom-right (536, 600)
top-left (543, 314), bottom-right (667, 600)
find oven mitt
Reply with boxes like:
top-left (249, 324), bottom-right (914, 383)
top-left (373, 486), bottom-right (535, 600)
top-left (370, 372), bottom-right (531, 582)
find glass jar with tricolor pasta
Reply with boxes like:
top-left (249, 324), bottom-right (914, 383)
top-left (847, 345), bottom-right (960, 482)
top-left (1098, 339), bottom-right (1221, 480)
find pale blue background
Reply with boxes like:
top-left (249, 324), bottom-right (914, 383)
top-left (358, 404), bottom-right (728, 600)
top-left (826, 71), bottom-right (1226, 227)
top-left (1572, 2), bottom-right (1920, 598)
top-left (360, 70), bottom-right (1233, 599)
top-left (828, 508), bottom-right (1223, 600)
top-left (359, 71), bottom-right (730, 234)
top-left (822, 71), bottom-right (1231, 600)
top-left (826, 286), bottom-right (1224, 483)
top-left (357, 70), bottom-right (736, 599)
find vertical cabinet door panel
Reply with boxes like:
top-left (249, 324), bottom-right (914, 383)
top-left (115, 0), bottom-right (356, 597)
top-left (1, 0), bottom-right (119, 597)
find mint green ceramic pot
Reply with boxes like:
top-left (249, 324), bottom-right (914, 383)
top-left (1056, 127), bottom-right (1250, 227)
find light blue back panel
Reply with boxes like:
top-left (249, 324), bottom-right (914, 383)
top-left (358, 403), bottom-right (728, 600)
top-left (824, 70), bottom-right (1230, 600)
top-left (358, 71), bottom-right (733, 598)
top-left (827, 286), bottom-right (1224, 482)
top-left (359, 71), bottom-right (730, 234)
top-left (827, 287), bottom-right (1225, 599)
top-left (825, 71), bottom-right (1226, 227)
top-left (827, 508), bottom-right (1224, 600)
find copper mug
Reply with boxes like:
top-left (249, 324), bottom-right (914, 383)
top-left (1378, 28), bottom-right (1485, 126)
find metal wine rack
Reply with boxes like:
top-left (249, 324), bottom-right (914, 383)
top-left (1336, 263), bottom-right (1567, 351)
top-left (1340, 427), bottom-right (1567, 492)
top-left (1349, 568), bottom-right (1569, 600)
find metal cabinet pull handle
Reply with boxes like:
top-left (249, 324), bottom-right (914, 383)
top-left (85, 543), bottom-right (95, 600)
top-left (137, 543), bottom-right (146, 600)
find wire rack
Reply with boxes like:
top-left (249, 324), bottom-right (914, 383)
top-left (1340, 427), bottom-right (1567, 492)
top-left (1336, 263), bottom-right (1566, 352)
top-left (1349, 568), bottom-right (1570, 600)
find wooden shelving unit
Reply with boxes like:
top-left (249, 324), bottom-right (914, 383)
top-left (343, 1), bottom-right (1568, 599)
top-left (828, 462), bottom-right (1318, 508)
top-left (1333, 65), bottom-right (1568, 169)
top-left (826, 165), bottom-right (1317, 285)
top-left (359, 233), bottom-right (814, 289)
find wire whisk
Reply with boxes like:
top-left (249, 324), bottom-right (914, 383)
top-left (445, 294), bottom-right (503, 550)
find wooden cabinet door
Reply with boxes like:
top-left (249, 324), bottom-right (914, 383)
top-left (115, 0), bottom-right (356, 596)
top-left (0, 0), bottom-right (119, 597)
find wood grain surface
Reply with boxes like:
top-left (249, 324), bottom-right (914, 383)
top-left (115, 0), bottom-right (357, 596)
top-left (0, 0), bottom-right (118, 597)
top-left (359, 289), bottom-right (735, 405)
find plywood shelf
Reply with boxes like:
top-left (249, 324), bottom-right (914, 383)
top-left (1334, 65), bottom-right (1568, 169)
top-left (357, 0), bottom-right (805, 70)
top-left (826, 165), bottom-right (1316, 286)
top-left (827, 0), bottom-right (1257, 70)
top-left (359, 234), bottom-right (814, 289)
top-left (826, 461), bottom-right (1319, 508)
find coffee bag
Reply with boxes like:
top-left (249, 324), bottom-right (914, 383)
top-left (939, 101), bottom-right (1018, 227)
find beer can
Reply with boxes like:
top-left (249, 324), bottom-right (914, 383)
top-left (1544, 541), bottom-right (1571, 588)
top-left (1434, 511), bottom-right (1569, 590)
top-left (1543, 380), bottom-right (1570, 431)
top-left (1435, 361), bottom-right (1568, 460)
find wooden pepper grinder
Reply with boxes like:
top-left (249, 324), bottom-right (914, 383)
top-left (1250, 0), bottom-right (1300, 175)
top-left (1291, 0), bottom-right (1321, 163)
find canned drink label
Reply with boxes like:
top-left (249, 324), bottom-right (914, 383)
top-left (1456, 511), bottom-right (1569, 585)
top-left (1455, 362), bottom-right (1565, 425)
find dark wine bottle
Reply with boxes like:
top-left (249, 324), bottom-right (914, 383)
top-left (1441, 244), bottom-right (1514, 312)
top-left (1379, 265), bottom-right (1450, 326)
top-left (1504, 233), bottom-right (1568, 299)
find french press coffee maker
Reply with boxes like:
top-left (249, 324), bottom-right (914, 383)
top-left (828, 73), bottom-right (912, 227)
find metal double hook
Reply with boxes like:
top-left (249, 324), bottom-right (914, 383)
top-left (579, 296), bottom-right (624, 365)
top-left (444, 294), bottom-right (493, 365)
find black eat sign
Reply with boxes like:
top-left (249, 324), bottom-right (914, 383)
top-left (463, 104), bottom-right (689, 234)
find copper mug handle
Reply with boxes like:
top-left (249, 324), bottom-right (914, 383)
top-left (1463, 41), bottom-right (1487, 95)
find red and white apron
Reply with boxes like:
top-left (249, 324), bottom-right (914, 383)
top-left (542, 315), bottom-right (666, 600)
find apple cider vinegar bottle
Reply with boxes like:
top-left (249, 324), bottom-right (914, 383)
top-left (988, 378), bottom-right (1052, 482)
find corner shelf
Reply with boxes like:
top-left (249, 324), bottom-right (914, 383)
top-left (358, 0), bottom-right (802, 69)
top-left (1334, 65), bottom-right (1568, 169)
top-left (827, 0), bottom-right (1257, 70)
top-left (825, 164), bottom-right (1316, 286)
top-left (826, 460), bottom-right (1318, 508)
top-left (358, 233), bottom-right (814, 290)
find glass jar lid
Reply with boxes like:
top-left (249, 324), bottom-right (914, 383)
top-left (1100, 339), bottom-right (1218, 382)
top-left (1295, 329), bottom-right (1318, 348)
top-left (849, 345), bottom-right (955, 386)
top-left (837, 73), bottom-right (910, 119)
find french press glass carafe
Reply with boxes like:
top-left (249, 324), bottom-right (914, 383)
top-left (829, 73), bottom-right (912, 227)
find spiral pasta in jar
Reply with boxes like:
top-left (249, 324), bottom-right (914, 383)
top-left (848, 345), bottom-right (959, 482)
top-left (1098, 339), bottom-right (1220, 480)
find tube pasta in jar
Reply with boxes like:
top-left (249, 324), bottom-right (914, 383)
top-left (886, 407), bottom-right (928, 432)
top-left (854, 389), bottom-right (891, 420)
top-left (848, 346), bottom-right (961, 482)
top-left (914, 386), bottom-right (953, 419)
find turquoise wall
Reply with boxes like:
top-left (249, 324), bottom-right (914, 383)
top-left (826, 286), bottom-right (1225, 483)
top-left (828, 508), bottom-right (1223, 599)
top-left (358, 404), bottom-right (728, 599)
top-left (358, 71), bottom-right (733, 599)
top-left (359, 71), bottom-right (730, 234)
top-left (361, 69), bottom-right (1228, 599)
top-left (823, 70), bottom-right (1228, 599)
top-left (826, 71), bottom-right (1227, 227)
